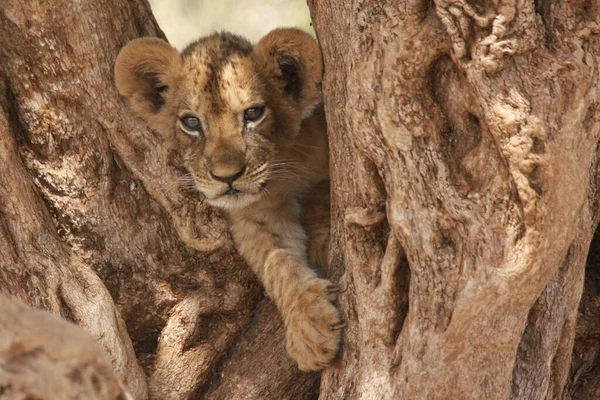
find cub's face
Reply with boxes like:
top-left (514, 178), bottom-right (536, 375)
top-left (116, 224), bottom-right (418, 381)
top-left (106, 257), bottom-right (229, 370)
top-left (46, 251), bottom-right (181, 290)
top-left (115, 30), bottom-right (323, 210)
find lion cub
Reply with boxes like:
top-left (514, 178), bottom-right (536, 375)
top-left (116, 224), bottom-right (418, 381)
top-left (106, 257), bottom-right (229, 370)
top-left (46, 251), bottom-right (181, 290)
top-left (114, 29), bottom-right (342, 371)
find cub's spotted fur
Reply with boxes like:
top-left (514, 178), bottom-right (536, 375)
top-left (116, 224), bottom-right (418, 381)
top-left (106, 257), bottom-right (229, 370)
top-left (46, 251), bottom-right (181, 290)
top-left (115, 29), bottom-right (341, 371)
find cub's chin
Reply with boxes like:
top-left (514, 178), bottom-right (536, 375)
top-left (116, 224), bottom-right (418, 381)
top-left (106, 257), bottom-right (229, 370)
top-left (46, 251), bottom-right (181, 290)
top-left (206, 192), bottom-right (262, 210)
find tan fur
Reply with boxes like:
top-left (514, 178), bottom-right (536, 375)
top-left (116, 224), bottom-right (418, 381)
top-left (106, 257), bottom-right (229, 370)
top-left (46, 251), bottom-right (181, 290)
top-left (114, 28), bottom-right (341, 371)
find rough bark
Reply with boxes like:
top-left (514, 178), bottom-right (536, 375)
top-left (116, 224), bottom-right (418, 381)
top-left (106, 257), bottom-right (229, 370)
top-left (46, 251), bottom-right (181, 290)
top-left (0, 294), bottom-right (129, 399)
top-left (309, 0), bottom-right (600, 399)
top-left (569, 227), bottom-right (600, 399)
top-left (0, 1), bottom-right (317, 399)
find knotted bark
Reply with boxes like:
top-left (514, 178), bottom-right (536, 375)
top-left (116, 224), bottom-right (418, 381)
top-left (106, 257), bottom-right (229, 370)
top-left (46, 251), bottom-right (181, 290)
top-left (309, 0), bottom-right (600, 398)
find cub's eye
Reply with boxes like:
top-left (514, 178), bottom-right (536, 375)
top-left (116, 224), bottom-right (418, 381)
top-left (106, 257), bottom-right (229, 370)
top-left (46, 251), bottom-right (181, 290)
top-left (244, 106), bottom-right (265, 123)
top-left (180, 116), bottom-right (202, 133)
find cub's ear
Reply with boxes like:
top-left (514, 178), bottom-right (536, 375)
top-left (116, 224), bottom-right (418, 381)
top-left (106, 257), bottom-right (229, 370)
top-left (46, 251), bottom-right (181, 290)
top-left (254, 28), bottom-right (323, 120)
top-left (114, 38), bottom-right (181, 121)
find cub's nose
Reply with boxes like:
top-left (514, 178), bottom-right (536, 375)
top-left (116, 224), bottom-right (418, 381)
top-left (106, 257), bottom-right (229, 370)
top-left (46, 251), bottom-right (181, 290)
top-left (209, 164), bottom-right (246, 185)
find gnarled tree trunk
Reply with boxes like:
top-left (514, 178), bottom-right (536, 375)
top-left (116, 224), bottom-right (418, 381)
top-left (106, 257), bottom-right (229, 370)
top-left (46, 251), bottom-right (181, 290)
top-left (310, 0), bottom-right (600, 399)
top-left (1, 0), bottom-right (600, 399)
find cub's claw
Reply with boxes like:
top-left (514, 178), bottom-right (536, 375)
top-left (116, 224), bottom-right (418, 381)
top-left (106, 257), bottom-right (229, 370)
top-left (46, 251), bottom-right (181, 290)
top-left (325, 283), bottom-right (340, 302)
top-left (329, 322), bottom-right (345, 331)
top-left (326, 284), bottom-right (339, 293)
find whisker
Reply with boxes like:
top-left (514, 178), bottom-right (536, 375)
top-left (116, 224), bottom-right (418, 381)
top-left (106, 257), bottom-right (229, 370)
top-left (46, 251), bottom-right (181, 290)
top-left (259, 185), bottom-right (270, 199)
top-left (269, 160), bottom-right (310, 169)
top-left (268, 167), bottom-right (303, 177)
top-left (166, 174), bottom-right (193, 191)
top-left (290, 143), bottom-right (322, 150)
top-left (269, 164), bottom-right (312, 176)
top-left (268, 173), bottom-right (303, 182)
top-left (287, 146), bottom-right (313, 158)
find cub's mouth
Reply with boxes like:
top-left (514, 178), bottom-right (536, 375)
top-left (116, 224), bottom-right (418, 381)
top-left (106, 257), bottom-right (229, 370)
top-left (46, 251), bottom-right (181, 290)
top-left (207, 188), bottom-right (263, 210)
top-left (198, 179), bottom-right (267, 210)
top-left (186, 163), bottom-right (271, 210)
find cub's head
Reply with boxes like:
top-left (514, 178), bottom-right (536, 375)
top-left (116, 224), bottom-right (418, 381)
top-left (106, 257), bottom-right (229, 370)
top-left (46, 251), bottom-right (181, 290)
top-left (114, 29), bottom-right (323, 209)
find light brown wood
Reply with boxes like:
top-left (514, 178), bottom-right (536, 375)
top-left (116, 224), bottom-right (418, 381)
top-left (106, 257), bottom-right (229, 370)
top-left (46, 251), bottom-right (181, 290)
top-left (0, 294), bottom-right (130, 399)
top-left (309, 0), bottom-right (600, 398)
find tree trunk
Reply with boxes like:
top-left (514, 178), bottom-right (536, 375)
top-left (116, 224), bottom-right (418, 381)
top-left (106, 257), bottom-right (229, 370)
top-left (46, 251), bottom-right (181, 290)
top-left (1, 0), bottom-right (600, 399)
top-left (0, 1), bottom-right (317, 399)
top-left (309, 0), bottom-right (600, 399)
top-left (0, 294), bottom-right (129, 399)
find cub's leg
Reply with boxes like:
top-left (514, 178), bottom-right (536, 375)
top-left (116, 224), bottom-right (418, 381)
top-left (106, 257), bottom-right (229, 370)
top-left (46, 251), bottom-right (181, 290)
top-left (301, 180), bottom-right (331, 274)
top-left (229, 204), bottom-right (342, 371)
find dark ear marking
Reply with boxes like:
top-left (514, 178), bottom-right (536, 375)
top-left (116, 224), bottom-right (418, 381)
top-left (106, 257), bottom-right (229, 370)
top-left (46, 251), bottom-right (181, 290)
top-left (277, 56), bottom-right (302, 101)
top-left (154, 84), bottom-right (168, 110)
top-left (277, 56), bottom-right (302, 100)
top-left (141, 73), bottom-right (168, 112)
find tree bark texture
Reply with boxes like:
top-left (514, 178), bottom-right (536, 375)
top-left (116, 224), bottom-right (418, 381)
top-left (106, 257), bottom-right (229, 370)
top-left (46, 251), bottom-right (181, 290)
top-left (309, 0), bottom-right (600, 399)
top-left (0, 1), bottom-right (318, 399)
top-left (0, 294), bottom-right (129, 399)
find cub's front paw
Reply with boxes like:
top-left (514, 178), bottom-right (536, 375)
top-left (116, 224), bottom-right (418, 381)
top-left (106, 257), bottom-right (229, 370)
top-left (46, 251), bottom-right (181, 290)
top-left (285, 278), bottom-right (343, 371)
